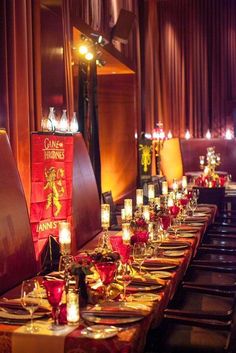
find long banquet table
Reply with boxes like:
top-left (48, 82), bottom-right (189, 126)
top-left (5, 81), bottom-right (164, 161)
top-left (0, 205), bottom-right (217, 353)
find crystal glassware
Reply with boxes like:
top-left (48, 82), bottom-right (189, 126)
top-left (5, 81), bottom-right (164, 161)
top-left (95, 262), bottom-right (117, 301)
top-left (133, 242), bottom-right (147, 273)
top-left (21, 279), bottom-right (42, 332)
top-left (43, 279), bottom-right (65, 328)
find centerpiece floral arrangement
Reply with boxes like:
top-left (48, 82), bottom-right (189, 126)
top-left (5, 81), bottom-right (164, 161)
top-left (194, 174), bottom-right (227, 188)
top-left (130, 216), bottom-right (149, 244)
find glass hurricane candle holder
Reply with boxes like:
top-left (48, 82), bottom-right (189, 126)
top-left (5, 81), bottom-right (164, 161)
top-left (162, 181), bottom-right (168, 196)
top-left (100, 204), bottom-right (111, 250)
top-left (143, 205), bottom-right (150, 222)
top-left (182, 176), bottom-right (188, 190)
top-left (122, 223), bottom-right (131, 243)
top-left (136, 189), bottom-right (143, 208)
top-left (67, 290), bottom-right (79, 325)
top-left (124, 199), bottom-right (132, 221)
top-left (58, 221), bottom-right (71, 255)
top-left (148, 184), bottom-right (155, 203)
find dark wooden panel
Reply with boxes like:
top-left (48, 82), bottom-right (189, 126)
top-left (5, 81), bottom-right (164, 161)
top-left (180, 139), bottom-right (236, 181)
top-left (41, 4), bottom-right (66, 116)
top-left (0, 130), bottom-right (36, 295)
top-left (72, 134), bottom-right (101, 251)
top-left (97, 74), bottom-right (137, 201)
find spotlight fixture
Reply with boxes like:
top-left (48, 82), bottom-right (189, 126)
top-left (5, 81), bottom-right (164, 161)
top-left (78, 45), bottom-right (88, 55)
top-left (74, 34), bottom-right (106, 66)
top-left (85, 52), bottom-right (94, 61)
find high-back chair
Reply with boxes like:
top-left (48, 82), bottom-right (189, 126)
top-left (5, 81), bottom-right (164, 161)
top-left (0, 130), bottom-right (37, 295)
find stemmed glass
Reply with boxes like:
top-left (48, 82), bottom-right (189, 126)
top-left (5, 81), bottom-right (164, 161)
top-left (95, 262), bottom-right (117, 301)
top-left (133, 242), bottom-right (147, 273)
top-left (43, 279), bottom-right (65, 329)
top-left (120, 263), bottom-right (133, 301)
top-left (21, 279), bottom-right (42, 332)
top-left (189, 198), bottom-right (197, 216)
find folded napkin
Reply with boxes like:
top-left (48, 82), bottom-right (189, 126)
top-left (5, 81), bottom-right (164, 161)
top-left (0, 299), bottom-right (50, 314)
top-left (82, 302), bottom-right (150, 317)
top-left (143, 258), bottom-right (181, 266)
top-left (130, 277), bottom-right (161, 287)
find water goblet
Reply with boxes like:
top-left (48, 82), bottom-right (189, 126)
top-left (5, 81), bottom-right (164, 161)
top-left (133, 242), bottom-right (147, 273)
top-left (119, 263), bottom-right (133, 301)
top-left (189, 198), bottom-right (197, 216)
top-left (95, 262), bottom-right (117, 301)
top-left (43, 279), bottom-right (65, 329)
top-left (21, 279), bottom-right (42, 332)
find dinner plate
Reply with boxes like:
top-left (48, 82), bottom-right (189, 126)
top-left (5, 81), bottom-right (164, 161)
top-left (164, 250), bottom-right (185, 257)
top-left (130, 293), bottom-right (160, 301)
top-left (177, 228), bottom-right (198, 233)
top-left (81, 313), bottom-right (144, 325)
top-left (142, 264), bottom-right (178, 271)
top-left (193, 212), bottom-right (208, 217)
top-left (159, 244), bottom-right (189, 250)
top-left (80, 325), bottom-right (118, 339)
top-left (150, 271), bottom-right (172, 279)
top-left (178, 233), bottom-right (196, 238)
top-left (126, 284), bottom-right (163, 292)
top-left (187, 222), bottom-right (204, 226)
top-left (0, 310), bottom-right (47, 322)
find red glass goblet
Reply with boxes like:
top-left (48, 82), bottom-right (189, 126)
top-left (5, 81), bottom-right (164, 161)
top-left (160, 215), bottom-right (171, 231)
top-left (119, 243), bottom-right (131, 264)
top-left (43, 279), bottom-right (65, 328)
top-left (95, 262), bottom-right (117, 301)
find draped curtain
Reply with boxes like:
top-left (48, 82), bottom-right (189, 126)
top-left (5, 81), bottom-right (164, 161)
top-left (141, 0), bottom-right (236, 137)
top-left (0, 0), bottom-right (40, 206)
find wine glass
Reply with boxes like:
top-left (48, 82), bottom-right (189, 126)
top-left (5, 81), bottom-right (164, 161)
top-left (119, 263), bottom-right (133, 301)
top-left (95, 262), bottom-right (117, 301)
top-left (133, 242), bottom-right (147, 273)
top-left (189, 198), bottom-right (197, 216)
top-left (43, 279), bottom-right (65, 329)
top-left (21, 279), bottom-right (42, 332)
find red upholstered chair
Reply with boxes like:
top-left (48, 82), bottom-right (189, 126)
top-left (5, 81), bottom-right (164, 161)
top-left (0, 130), bottom-right (37, 295)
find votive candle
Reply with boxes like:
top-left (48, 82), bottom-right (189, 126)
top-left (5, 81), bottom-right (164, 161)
top-left (67, 291), bottom-right (79, 325)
